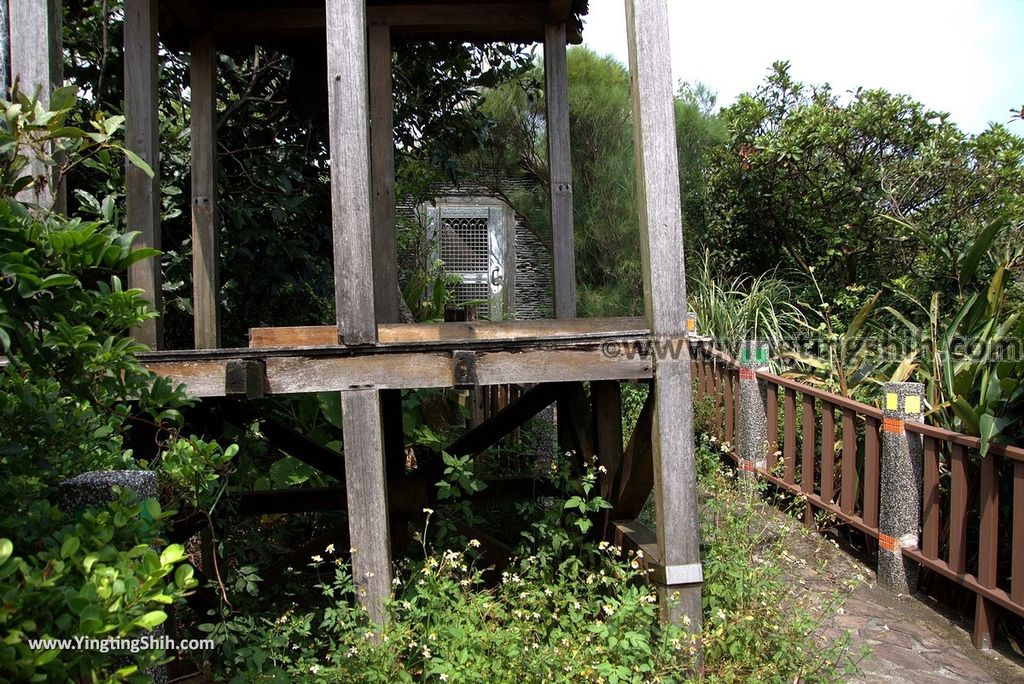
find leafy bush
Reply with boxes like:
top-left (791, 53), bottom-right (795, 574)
top-left (0, 91), bottom-right (225, 681)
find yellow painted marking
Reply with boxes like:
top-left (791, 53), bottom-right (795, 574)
top-left (905, 395), bottom-right (921, 414)
top-left (886, 393), bottom-right (899, 411)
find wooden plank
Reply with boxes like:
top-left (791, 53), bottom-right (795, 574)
top-left (974, 452), bottom-right (999, 649)
top-left (264, 353), bottom-right (454, 393)
top-left (949, 444), bottom-right (969, 574)
top-left (124, 0), bottom-right (162, 348)
top-left (863, 415), bottom-right (880, 528)
top-left (1012, 461), bottom-right (1024, 605)
top-left (611, 388), bottom-right (655, 519)
top-left (545, 22), bottom-right (576, 318)
top-left (190, 32), bottom-right (220, 349)
top-left (766, 382), bottom-right (779, 471)
top-left (840, 408), bottom-right (857, 515)
top-left (249, 316), bottom-right (651, 348)
top-left (559, 383), bottom-right (595, 470)
top-left (593, 381), bottom-right (625, 499)
top-left (369, 25), bottom-right (400, 325)
top-left (143, 346), bottom-right (655, 397)
top-left (341, 388), bottom-right (391, 624)
top-left (820, 402), bottom-right (836, 504)
top-left (922, 436), bottom-right (940, 560)
top-left (802, 393), bottom-right (816, 526)
top-left (783, 388), bottom-right (797, 485)
top-left (9, 0), bottom-right (63, 209)
top-left (723, 371), bottom-right (734, 443)
top-left (144, 360), bottom-right (227, 397)
top-left (447, 383), bottom-right (564, 457)
top-left (473, 348), bottom-right (651, 385)
top-left (326, 0), bottom-right (376, 344)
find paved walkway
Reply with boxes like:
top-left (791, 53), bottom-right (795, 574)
top-left (776, 512), bottom-right (1024, 683)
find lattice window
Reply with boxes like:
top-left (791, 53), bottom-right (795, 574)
top-left (452, 282), bottom-right (491, 318)
top-left (440, 215), bottom-right (489, 273)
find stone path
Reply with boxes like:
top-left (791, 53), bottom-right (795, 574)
top-left (776, 512), bottom-right (1024, 683)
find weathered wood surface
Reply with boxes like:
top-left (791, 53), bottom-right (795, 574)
top-left (341, 388), bottom-right (392, 625)
top-left (190, 32), bottom-right (220, 349)
top-left (544, 22), bottom-right (576, 319)
top-left (627, 0), bottom-right (701, 630)
top-left (369, 24), bottom-right (400, 325)
top-left (124, 0), bottom-right (163, 349)
top-left (610, 387), bottom-right (655, 520)
top-left (249, 316), bottom-right (650, 348)
top-left (8, 0), bottom-right (63, 211)
top-left (327, 0), bottom-right (376, 345)
top-left (140, 344), bottom-right (656, 397)
top-left (593, 381), bottom-right (625, 498)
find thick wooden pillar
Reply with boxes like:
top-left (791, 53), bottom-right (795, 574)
top-left (544, 22), bottom-right (576, 319)
top-left (124, 0), bottom-right (162, 349)
top-left (8, 0), bottom-right (64, 212)
top-left (326, 0), bottom-right (391, 625)
top-left (190, 33), bottom-right (220, 349)
top-left (625, 0), bottom-right (702, 630)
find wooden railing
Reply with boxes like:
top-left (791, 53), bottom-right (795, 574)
top-left (691, 344), bottom-right (1024, 649)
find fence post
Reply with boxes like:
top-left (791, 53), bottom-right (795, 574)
top-left (737, 340), bottom-right (770, 480)
top-left (878, 382), bottom-right (925, 594)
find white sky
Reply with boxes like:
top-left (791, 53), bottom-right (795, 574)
top-left (580, 0), bottom-right (1024, 135)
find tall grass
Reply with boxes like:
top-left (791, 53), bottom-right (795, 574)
top-left (686, 250), bottom-right (808, 357)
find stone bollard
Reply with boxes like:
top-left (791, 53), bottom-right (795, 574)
top-left (737, 341), bottom-right (771, 480)
top-left (877, 382), bottom-right (925, 595)
top-left (59, 471), bottom-right (167, 684)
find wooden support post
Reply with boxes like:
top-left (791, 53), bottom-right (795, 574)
top-left (544, 22), bottom-right (576, 319)
top-left (8, 0), bottom-right (64, 212)
top-left (593, 381), bottom-right (624, 499)
top-left (327, 0), bottom-right (376, 345)
top-left (190, 33), bottom-right (220, 349)
top-left (124, 0), bottom-right (163, 349)
top-left (368, 25), bottom-right (405, 482)
top-left (341, 388), bottom-right (392, 625)
top-left (626, 0), bottom-right (702, 631)
top-left (327, 0), bottom-right (390, 625)
top-left (369, 24), bottom-right (400, 325)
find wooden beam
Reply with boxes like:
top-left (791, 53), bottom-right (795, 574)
top-left (447, 383), bottom-right (566, 456)
top-left (593, 381), bottom-right (625, 499)
top-left (125, 0), bottom-right (163, 349)
top-left (369, 25), bottom-right (400, 325)
top-left (190, 33), bottom-right (220, 349)
top-left (341, 388), bottom-right (392, 625)
top-left (610, 388), bottom-right (654, 520)
top-left (327, 0), bottom-right (376, 345)
top-left (544, 22), bottom-right (576, 319)
top-left (8, 0), bottom-right (63, 211)
top-left (249, 316), bottom-right (649, 348)
top-left (627, 0), bottom-right (702, 630)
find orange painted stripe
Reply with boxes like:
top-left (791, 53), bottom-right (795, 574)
top-left (882, 417), bottom-right (905, 434)
top-left (739, 368), bottom-right (756, 381)
top-left (879, 532), bottom-right (899, 553)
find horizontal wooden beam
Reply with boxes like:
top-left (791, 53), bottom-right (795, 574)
top-left (250, 317), bottom-right (649, 348)
top-left (142, 343), bottom-right (653, 397)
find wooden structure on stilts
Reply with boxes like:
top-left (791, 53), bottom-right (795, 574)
top-left (16, 0), bottom-right (704, 630)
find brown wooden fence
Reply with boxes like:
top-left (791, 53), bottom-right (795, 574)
top-left (691, 345), bottom-right (1024, 649)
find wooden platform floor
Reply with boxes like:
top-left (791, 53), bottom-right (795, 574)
top-left (137, 317), bottom-right (707, 398)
